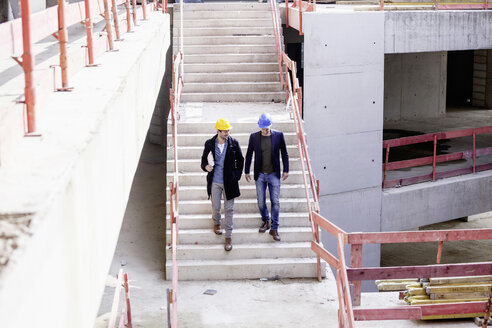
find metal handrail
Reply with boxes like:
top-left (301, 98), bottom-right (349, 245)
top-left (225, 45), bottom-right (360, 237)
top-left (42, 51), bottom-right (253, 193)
top-left (269, 0), bottom-right (285, 89)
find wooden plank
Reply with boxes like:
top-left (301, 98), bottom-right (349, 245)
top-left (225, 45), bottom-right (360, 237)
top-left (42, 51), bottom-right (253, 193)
top-left (108, 268), bottom-right (124, 328)
top-left (312, 212), bottom-right (346, 239)
top-left (429, 275), bottom-right (492, 285)
top-left (311, 240), bottom-right (340, 269)
top-left (337, 233), bottom-right (355, 327)
top-left (419, 301), bottom-right (489, 316)
top-left (431, 292), bottom-right (491, 300)
top-left (350, 244), bottom-right (362, 306)
top-left (353, 307), bottom-right (422, 320)
top-left (347, 228), bottom-right (492, 245)
top-left (347, 262), bottom-right (492, 281)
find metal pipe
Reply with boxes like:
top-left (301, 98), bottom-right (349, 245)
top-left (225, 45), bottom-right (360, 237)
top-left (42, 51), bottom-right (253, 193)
top-left (111, 0), bottom-right (121, 40)
top-left (163, 0), bottom-right (167, 13)
top-left (103, 0), bottom-right (114, 50)
top-left (125, 0), bottom-right (131, 32)
top-left (84, 0), bottom-right (95, 65)
top-left (123, 273), bottom-right (132, 328)
top-left (57, 0), bottom-right (69, 89)
top-left (20, 0), bottom-right (36, 133)
top-left (383, 144), bottom-right (390, 186)
top-left (285, 0), bottom-right (289, 28)
top-left (473, 132), bottom-right (476, 173)
top-left (436, 240), bottom-right (443, 264)
top-left (142, 0), bottom-right (147, 20)
top-left (432, 134), bottom-right (437, 181)
top-left (131, 0), bottom-right (136, 25)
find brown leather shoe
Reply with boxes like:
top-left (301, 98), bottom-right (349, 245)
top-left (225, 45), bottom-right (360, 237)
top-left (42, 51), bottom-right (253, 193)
top-left (224, 238), bottom-right (232, 251)
top-left (259, 220), bottom-right (270, 233)
top-left (269, 229), bottom-right (281, 241)
top-left (213, 224), bottom-right (222, 235)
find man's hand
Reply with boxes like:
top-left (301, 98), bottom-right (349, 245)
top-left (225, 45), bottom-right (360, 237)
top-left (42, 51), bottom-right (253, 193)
top-left (205, 165), bottom-right (213, 172)
top-left (282, 172), bottom-right (289, 181)
top-left (245, 174), bottom-right (251, 182)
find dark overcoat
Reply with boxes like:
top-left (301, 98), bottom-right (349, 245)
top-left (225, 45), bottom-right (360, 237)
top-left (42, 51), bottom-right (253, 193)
top-left (200, 134), bottom-right (244, 200)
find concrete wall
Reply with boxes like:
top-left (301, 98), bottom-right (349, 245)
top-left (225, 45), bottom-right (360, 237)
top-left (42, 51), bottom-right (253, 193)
top-left (303, 11), bottom-right (384, 290)
top-left (0, 13), bottom-right (170, 328)
top-left (384, 52), bottom-right (447, 121)
top-left (382, 171), bottom-right (492, 231)
top-left (385, 11), bottom-right (492, 54)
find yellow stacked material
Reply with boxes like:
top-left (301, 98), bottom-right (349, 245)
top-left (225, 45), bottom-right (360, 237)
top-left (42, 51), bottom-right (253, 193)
top-left (429, 275), bottom-right (492, 285)
top-left (375, 279), bottom-right (419, 291)
top-left (410, 298), bottom-right (489, 305)
top-left (426, 283), bottom-right (492, 294)
top-left (430, 292), bottom-right (490, 300)
top-left (407, 286), bottom-right (427, 295)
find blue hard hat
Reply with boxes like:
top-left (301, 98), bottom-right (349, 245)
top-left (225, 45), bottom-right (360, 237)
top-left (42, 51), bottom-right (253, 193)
top-left (258, 113), bottom-right (272, 129)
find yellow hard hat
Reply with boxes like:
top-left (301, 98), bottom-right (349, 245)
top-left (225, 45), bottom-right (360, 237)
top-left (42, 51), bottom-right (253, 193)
top-left (215, 118), bottom-right (232, 130)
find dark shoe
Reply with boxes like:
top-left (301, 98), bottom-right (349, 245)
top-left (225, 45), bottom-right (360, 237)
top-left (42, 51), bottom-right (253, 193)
top-left (214, 224), bottom-right (222, 235)
top-left (259, 220), bottom-right (270, 233)
top-left (224, 238), bottom-right (232, 251)
top-left (269, 229), bottom-right (281, 241)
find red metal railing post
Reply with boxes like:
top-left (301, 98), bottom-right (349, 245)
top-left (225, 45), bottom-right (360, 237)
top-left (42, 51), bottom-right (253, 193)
top-left (20, 0), bottom-right (36, 133)
top-left (436, 240), bottom-right (444, 264)
top-left (299, 0), bottom-right (303, 35)
top-left (379, 0), bottom-right (384, 10)
top-left (383, 144), bottom-right (390, 187)
top-left (111, 0), bottom-right (122, 40)
top-left (432, 134), bottom-right (437, 181)
top-left (57, 0), bottom-right (70, 90)
top-left (84, 0), bottom-right (95, 65)
top-left (103, 0), bottom-right (114, 50)
top-left (163, 0), bottom-right (167, 13)
top-left (473, 132), bottom-right (476, 173)
top-left (125, 0), bottom-right (132, 32)
top-left (123, 273), bottom-right (133, 328)
top-left (350, 244), bottom-right (363, 306)
top-left (131, 0), bottom-right (137, 25)
top-left (142, 0), bottom-right (147, 20)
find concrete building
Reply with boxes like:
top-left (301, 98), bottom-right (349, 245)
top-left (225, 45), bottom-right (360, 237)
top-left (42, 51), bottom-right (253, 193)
top-left (0, 0), bottom-right (491, 326)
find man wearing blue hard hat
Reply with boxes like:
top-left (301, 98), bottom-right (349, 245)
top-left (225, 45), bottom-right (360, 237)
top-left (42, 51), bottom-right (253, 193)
top-left (244, 113), bottom-right (289, 241)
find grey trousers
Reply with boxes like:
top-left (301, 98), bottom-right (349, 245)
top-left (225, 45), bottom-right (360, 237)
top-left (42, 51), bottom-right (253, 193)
top-left (211, 182), bottom-right (234, 238)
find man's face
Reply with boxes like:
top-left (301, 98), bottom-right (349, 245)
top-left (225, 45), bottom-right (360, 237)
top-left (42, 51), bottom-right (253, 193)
top-left (217, 129), bottom-right (230, 140)
top-left (261, 128), bottom-right (271, 136)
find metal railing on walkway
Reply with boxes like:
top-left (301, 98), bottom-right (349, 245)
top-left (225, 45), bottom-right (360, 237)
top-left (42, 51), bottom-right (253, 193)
top-left (0, 0), bottom-right (167, 134)
top-left (167, 0), bottom-right (184, 326)
top-left (383, 126), bottom-right (492, 188)
top-left (269, 0), bottom-right (322, 280)
top-left (310, 211), bottom-right (492, 327)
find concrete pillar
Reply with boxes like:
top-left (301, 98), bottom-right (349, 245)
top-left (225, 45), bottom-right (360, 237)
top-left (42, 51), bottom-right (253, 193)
top-left (304, 12), bottom-right (384, 291)
top-left (384, 52), bottom-right (446, 121)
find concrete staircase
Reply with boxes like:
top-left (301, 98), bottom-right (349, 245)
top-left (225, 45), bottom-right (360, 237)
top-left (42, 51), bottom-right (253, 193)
top-left (172, 2), bottom-right (284, 102)
top-left (166, 120), bottom-right (324, 280)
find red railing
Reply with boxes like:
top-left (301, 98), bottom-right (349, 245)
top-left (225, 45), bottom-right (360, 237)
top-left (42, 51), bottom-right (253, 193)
top-left (107, 268), bottom-right (133, 328)
top-left (1, 0), bottom-right (166, 135)
top-left (285, 0), bottom-right (315, 36)
top-left (382, 126), bottom-right (492, 188)
top-left (269, 0), bottom-right (322, 280)
top-left (310, 211), bottom-right (492, 327)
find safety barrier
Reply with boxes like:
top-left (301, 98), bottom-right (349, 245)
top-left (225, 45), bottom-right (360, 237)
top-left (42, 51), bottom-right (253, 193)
top-left (0, 0), bottom-right (167, 134)
top-left (379, 0), bottom-right (491, 10)
top-left (383, 125), bottom-right (492, 188)
top-left (107, 268), bottom-right (133, 328)
top-left (269, 0), bottom-right (322, 280)
top-left (285, 0), bottom-right (315, 36)
top-left (310, 211), bottom-right (492, 327)
top-left (167, 1), bottom-right (184, 326)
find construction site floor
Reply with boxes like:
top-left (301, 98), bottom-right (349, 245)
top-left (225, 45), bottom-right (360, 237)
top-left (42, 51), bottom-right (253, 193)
top-left (94, 135), bottom-right (487, 327)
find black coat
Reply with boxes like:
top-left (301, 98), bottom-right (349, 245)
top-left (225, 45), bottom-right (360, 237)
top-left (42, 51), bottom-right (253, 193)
top-left (201, 135), bottom-right (244, 200)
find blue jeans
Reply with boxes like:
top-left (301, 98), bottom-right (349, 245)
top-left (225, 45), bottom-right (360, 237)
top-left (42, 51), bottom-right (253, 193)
top-left (255, 173), bottom-right (281, 230)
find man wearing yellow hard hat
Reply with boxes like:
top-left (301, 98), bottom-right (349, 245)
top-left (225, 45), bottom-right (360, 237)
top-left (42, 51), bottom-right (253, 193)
top-left (201, 118), bottom-right (244, 251)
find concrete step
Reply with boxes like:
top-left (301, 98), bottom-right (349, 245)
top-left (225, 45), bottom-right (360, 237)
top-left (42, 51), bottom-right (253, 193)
top-left (183, 82), bottom-right (282, 93)
top-left (167, 242), bottom-right (314, 261)
top-left (166, 226), bottom-right (312, 245)
top-left (184, 62), bottom-right (278, 73)
top-left (169, 198), bottom-right (310, 214)
top-left (167, 144), bottom-right (299, 159)
top-left (173, 3), bottom-right (271, 11)
top-left (166, 184), bottom-right (310, 200)
top-left (184, 53), bottom-right (278, 64)
top-left (173, 10), bottom-right (272, 20)
top-left (167, 158), bottom-right (305, 173)
top-left (172, 18), bottom-right (273, 28)
top-left (174, 44), bottom-right (276, 55)
top-left (173, 35), bottom-right (275, 46)
top-left (165, 257), bottom-right (323, 280)
top-left (167, 121), bottom-right (296, 133)
top-left (166, 171), bottom-right (308, 186)
top-left (173, 27), bottom-right (274, 37)
top-left (181, 91), bottom-right (284, 102)
top-left (166, 132), bottom-right (297, 146)
top-left (185, 72), bottom-right (280, 83)
top-left (165, 212), bottom-right (311, 229)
